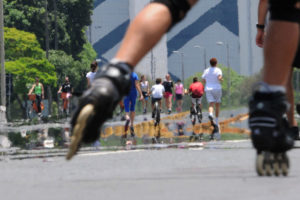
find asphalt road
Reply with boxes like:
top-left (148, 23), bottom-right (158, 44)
top-left (1, 140), bottom-right (300, 200)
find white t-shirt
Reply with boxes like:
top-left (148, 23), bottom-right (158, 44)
top-left (151, 84), bottom-right (165, 98)
top-left (140, 81), bottom-right (148, 92)
top-left (86, 71), bottom-right (97, 84)
top-left (202, 67), bottom-right (222, 90)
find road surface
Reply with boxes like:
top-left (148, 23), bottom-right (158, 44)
top-left (1, 140), bottom-right (300, 200)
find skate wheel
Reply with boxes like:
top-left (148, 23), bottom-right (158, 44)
top-left (265, 152), bottom-right (274, 176)
top-left (66, 104), bottom-right (94, 160)
top-left (256, 153), bottom-right (265, 176)
top-left (281, 153), bottom-right (289, 176)
top-left (273, 155), bottom-right (280, 176)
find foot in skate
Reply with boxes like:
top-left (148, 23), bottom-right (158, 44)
top-left (66, 61), bottom-right (132, 160)
top-left (256, 151), bottom-right (289, 176)
top-left (66, 104), bottom-right (94, 160)
top-left (130, 126), bottom-right (135, 138)
top-left (249, 87), bottom-right (294, 176)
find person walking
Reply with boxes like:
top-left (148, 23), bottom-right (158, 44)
top-left (202, 58), bottom-right (223, 125)
top-left (163, 74), bottom-right (174, 114)
top-left (86, 61), bottom-right (98, 87)
top-left (140, 75), bottom-right (150, 114)
top-left (175, 79), bottom-right (184, 112)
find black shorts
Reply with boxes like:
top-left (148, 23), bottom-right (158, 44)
top-left (293, 43), bottom-right (300, 68)
top-left (175, 94), bottom-right (183, 100)
top-left (269, 0), bottom-right (300, 23)
top-left (152, 97), bottom-right (162, 105)
top-left (142, 91), bottom-right (149, 99)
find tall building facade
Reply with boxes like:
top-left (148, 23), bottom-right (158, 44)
top-left (88, 0), bottom-right (263, 79)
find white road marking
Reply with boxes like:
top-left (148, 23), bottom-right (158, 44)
top-left (79, 150), bottom-right (144, 157)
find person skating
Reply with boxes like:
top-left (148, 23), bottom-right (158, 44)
top-left (67, 0), bottom-right (206, 160)
top-left (248, 0), bottom-right (299, 176)
top-left (123, 72), bottom-right (143, 139)
top-left (255, 0), bottom-right (300, 140)
top-left (202, 58), bottom-right (223, 126)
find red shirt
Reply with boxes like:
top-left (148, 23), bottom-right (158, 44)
top-left (189, 82), bottom-right (204, 98)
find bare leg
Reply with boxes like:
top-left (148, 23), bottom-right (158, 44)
top-left (286, 69), bottom-right (297, 126)
top-left (115, 1), bottom-right (199, 67)
top-left (130, 111), bottom-right (135, 127)
top-left (215, 103), bottom-right (220, 118)
top-left (208, 102), bottom-right (214, 116)
top-left (115, 3), bottom-right (172, 67)
top-left (263, 21), bottom-right (299, 86)
top-left (179, 99), bottom-right (183, 111)
top-left (168, 96), bottom-right (172, 111)
top-left (164, 97), bottom-right (168, 111)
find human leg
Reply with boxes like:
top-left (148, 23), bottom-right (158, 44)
top-left (286, 69), bottom-right (297, 126)
top-left (167, 95), bottom-right (172, 113)
top-left (249, 0), bottom-right (299, 175)
top-left (67, 0), bottom-right (198, 159)
top-left (115, 1), bottom-right (197, 66)
top-left (36, 95), bottom-right (42, 113)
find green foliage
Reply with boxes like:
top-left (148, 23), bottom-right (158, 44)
top-left (8, 132), bottom-right (27, 148)
top-left (183, 65), bottom-right (260, 108)
top-left (4, 27), bottom-right (57, 94)
top-left (48, 49), bottom-right (96, 92)
top-left (4, 0), bottom-right (94, 58)
top-left (4, 27), bottom-right (44, 60)
top-left (6, 58), bottom-right (57, 93)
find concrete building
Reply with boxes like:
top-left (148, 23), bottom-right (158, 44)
top-left (88, 0), bottom-right (263, 80)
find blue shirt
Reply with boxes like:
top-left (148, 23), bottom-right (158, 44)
top-left (128, 72), bottom-right (138, 97)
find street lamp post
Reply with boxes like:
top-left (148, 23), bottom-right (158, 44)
top-left (0, 0), bottom-right (6, 123)
top-left (216, 41), bottom-right (230, 107)
top-left (173, 51), bottom-right (184, 82)
top-left (194, 45), bottom-right (207, 70)
top-left (0, 0), bottom-right (5, 107)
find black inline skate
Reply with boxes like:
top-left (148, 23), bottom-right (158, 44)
top-left (249, 90), bottom-right (294, 176)
top-left (66, 61), bottom-right (132, 160)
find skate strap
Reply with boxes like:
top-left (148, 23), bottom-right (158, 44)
top-left (249, 116), bottom-right (277, 128)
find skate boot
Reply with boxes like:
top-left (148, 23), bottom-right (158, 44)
top-left (208, 115), bottom-right (214, 125)
top-left (130, 126), bottom-right (137, 145)
top-left (189, 107), bottom-right (194, 119)
top-left (291, 126), bottom-right (300, 140)
top-left (124, 118), bottom-right (130, 133)
top-left (197, 109), bottom-right (203, 123)
top-left (249, 90), bottom-right (294, 176)
top-left (66, 61), bottom-right (132, 160)
top-left (130, 126), bottom-right (135, 138)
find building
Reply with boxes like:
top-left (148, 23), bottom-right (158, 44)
top-left (88, 0), bottom-right (263, 80)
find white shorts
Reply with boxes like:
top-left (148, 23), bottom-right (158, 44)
top-left (206, 89), bottom-right (222, 103)
top-left (192, 97), bottom-right (202, 105)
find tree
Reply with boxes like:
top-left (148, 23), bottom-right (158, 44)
top-left (4, 27), bottom-right (44, 60)
top-left (4, 0), bottom-right (94, 58)
top-left (3, 27), bottom-right (57, 118)
top-left (48, 43), bottom-right (97, 94)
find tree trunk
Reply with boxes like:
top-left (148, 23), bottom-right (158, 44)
top-left (15, 94), bottom-right (27, 119)
top-left (48, 86), bottom-right (52, 116)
